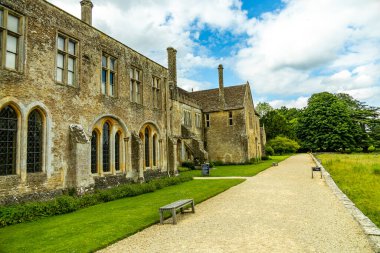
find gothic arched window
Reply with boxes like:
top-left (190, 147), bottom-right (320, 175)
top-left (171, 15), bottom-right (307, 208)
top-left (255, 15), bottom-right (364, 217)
top-left (91, 131), bottom-right (98, 174)
top-left (0, 106), bottom-right (18, 175)
top-left (27, 110), bottom-right (43, 173)
top-left (115, 132), bottom-right (121, 171)
top-left (144, 127), bottom-right (150, 167)
top-left (103, 122), bottom-right (110, 172)
top-left (153, 134), bottom-right (157, 167)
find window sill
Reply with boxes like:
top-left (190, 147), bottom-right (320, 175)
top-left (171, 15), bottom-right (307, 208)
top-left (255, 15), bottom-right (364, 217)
top-left (55, 81), bottom-right (79, 89)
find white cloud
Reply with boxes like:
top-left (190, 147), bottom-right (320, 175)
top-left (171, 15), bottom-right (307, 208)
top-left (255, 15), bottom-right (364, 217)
top-left (236, 0), bottom-right (380, 106)
top-left (269, 96), bottom-right (309, 109)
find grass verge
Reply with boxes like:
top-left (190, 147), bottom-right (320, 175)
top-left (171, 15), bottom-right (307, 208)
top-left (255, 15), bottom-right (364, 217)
top-left (318, 153), bottom-right (380, 227)
top-left (0, 179), bottom-right (244, 252)
top-left (180, 155), bottom-right (291, 177)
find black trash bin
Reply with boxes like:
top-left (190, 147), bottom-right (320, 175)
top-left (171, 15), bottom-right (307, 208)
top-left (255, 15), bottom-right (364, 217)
top-left (201, 163), bottom-right (210, 176)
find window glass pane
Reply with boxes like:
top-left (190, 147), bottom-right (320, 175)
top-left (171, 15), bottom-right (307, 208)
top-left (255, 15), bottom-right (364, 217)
top-left (68, 40), bottom-right (75, 55)
top-left (110, 59), bottom-right (115, 71)
top-left (27, 110), bottom-right (42, 173)
top-left (7, 14), bottom-right (19, 33)
top-left (6, 35), bottom-right (17, 53)
top-left (110, 83), bottom-right (114, 96)
top-left (57, 36), bottom-right (65, 51)
top-left (110, 72), bottom-right (114, 85)
top-left (129, 69), bottom-right (133, 79)
top-left (0, 10), bottom-right (3, 27)
top-left (102, 56), bottom-right (107, 68)
top-left (114, 132), bottom-right (120, 171)
top-left (68, 72), bottom-right (74, 85)
top-left (56, 53), bottom-right (64, 68)
top-left (68, 57), bottom-right (74, 71)
top-left (56, 68), bottom-right (63, 82)
top-left (5, 52), bottom-right (16, 69)
top-left (101, 82), bottom-right (106, 94)
top-left (91, 131), bottom-right (98, 174)
top-left (102, 69), bottom-right (107, 84)
top-left (103, 123), bottom-right (110, 172)
top-left (0, 106), bottom-right (18, 175)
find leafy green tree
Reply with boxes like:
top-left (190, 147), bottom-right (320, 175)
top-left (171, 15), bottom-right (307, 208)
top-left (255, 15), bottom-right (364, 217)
top-left (256, 102), bottom-right (273, 118)
top-left (261, 110), bottom-right (290, 141)
top-left (297, 92), bottom-right (363, 151)
top-left (267, 136), bottom-right (300, 154)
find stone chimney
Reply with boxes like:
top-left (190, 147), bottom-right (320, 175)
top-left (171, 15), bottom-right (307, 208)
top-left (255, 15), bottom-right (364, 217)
top-left (167, 47), bottom-right (177, 87)
top-left (80, 0), bottom-right (93, 25)
top-left (218, 64), bottom-right (225, 108)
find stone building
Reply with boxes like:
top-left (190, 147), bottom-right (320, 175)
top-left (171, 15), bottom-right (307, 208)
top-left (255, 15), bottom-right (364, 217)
top-left (0, 0), bottom-right (265, 201)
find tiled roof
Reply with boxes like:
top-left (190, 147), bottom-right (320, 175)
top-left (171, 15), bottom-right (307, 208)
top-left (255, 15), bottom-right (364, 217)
top-left (188, 84), bottom-right (247, 112)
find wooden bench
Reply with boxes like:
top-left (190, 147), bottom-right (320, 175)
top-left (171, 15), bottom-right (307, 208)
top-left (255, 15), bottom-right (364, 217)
top-left (159, 199), bottom-right (195, 225)
top-left (311, 166), bottom-right (322, 179)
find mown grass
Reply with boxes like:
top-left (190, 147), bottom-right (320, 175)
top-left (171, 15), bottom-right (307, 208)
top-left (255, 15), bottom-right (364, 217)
top-left (0, 179), bottom-right (244, 253)
top-left (318, 153), bottom-right (380, 227)
top-left (180, 155), bottom-right (291, 178)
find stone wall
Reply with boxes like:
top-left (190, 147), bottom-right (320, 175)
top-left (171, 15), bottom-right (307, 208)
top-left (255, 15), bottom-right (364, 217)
top-left (0, 0), bottom-right (169, 199)
top-left (204, 109), bottom-right (247, 163)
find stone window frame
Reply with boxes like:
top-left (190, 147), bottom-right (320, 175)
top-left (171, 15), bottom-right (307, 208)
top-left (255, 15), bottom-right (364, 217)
top-left (205, 113), bottom-right (210, 128)
top-left (55, 33), bottom-right (79, 86)
top-left (195, 113), bottom-right (201, 128)
top-left (130, 66), bottom-right (143, 104)
top-left (183, 110), bottom-right (192, 127)
top-left (101, 53), bottom-right (117, 97)
top-left (0, 6), bottom-right (24, 72)
top-left (151, 76), bottom-right (161, 109)
top-left (139, 124), bottom-right (160, 170)
top-left (91, 118), bottom-right (126, 176)
top-left (0, 100), bottom-right (50, 180)
top-left (228, 111), bottom-right (233, 126)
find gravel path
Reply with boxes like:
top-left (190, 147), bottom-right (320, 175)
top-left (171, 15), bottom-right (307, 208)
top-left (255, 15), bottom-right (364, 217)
top-left (99, 154), bottom-right (373, 253)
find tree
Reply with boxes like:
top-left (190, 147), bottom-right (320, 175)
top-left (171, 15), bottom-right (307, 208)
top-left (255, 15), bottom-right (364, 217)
top-left (297, 92), bottom-right (363, 151)
top-left (261, 110), bottom-right (290, 141)
top-left (255, 102), bottom-right (273, 118)
top-left (267, 136), bottom-right (300, 154)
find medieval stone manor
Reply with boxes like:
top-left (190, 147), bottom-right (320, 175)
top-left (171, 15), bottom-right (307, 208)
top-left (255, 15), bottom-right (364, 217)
top-left (0, 0), bottom-right (265, 200)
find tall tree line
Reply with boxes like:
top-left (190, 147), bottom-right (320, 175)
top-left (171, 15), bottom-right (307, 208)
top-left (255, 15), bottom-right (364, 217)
top-left (257, 92), bottom-right (380, 152)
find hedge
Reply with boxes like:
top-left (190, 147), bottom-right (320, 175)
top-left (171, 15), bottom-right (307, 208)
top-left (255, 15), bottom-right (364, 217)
top-left (0, 176), bottom-right (193, 227)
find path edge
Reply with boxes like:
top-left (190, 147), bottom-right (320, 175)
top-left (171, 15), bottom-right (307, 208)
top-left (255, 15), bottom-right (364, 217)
top-left (310, 153), bottom-right (380, 253)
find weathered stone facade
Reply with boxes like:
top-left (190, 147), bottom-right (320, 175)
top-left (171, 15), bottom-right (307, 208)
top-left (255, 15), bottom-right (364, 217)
top-left (0, 0), bottom-right (265, 201)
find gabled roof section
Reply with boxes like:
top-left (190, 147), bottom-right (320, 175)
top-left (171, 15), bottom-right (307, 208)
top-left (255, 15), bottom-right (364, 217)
top-left (188, 84), bottom-right (247, 112)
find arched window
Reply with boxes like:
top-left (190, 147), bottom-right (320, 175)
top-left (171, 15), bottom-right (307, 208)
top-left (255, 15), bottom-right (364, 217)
top-left (91, 131), bottom-right (98, 174)
top-left (115, 132), bottom-right (120, 171)
top-left (0, 106), bottom-right (18, 175)
top-left (153, 134), bottom-right (157, 167)
top-left (144, 127), bottom-right (150, 167)
top-left (27, 110), bottom-right (43, 173)
top-left (103, 122), bottom-right (110, 172)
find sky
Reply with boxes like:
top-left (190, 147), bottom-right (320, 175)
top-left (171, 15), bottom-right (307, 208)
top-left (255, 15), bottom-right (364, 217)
top-left (48, 0), bottom-right (380, 108)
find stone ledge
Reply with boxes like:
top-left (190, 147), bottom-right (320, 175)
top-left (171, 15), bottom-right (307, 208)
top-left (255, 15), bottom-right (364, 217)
top-left (310, 153), bottom-right (380, 253)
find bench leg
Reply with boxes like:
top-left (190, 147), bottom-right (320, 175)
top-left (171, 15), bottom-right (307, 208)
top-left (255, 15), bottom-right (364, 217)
top-left (191, 201), bottom-right (195, 213)
top-left (320, 171), bottom-right (322, 179)
top-left (311, 169), bottom-right (314, 178)
top-left (159, 210), bottom-right (163, 224)
top-left (172, 208), bottom-right (177, 225)
top-left (180, 207), bottom-right (184, 214)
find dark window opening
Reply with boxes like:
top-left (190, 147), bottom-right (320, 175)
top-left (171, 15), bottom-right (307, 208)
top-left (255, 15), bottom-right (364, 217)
top-left (229, 111), bottom-right (233, 126)
top-left (153, 134), bottom-right (157, 166)
top-left (115, 132), bottom-right (120, 171)
top-left (27, 110), bottom-right (43, 173)
top-left (103, 122), bottom-right (110, 172)
top-left (0, 106), bottom-right (18, 175)
top-left (91, 131), bottom-right (98, 174)
top-left (145, 128), bottom-right (150, 167)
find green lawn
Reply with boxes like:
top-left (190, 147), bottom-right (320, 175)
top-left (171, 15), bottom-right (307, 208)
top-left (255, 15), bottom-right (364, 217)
top-left (0, 179), bottom-right (244, 253)
top-left (318, 153), bottom-right (380, 227)
top-left (180, 155), bottom-right (291, 178)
